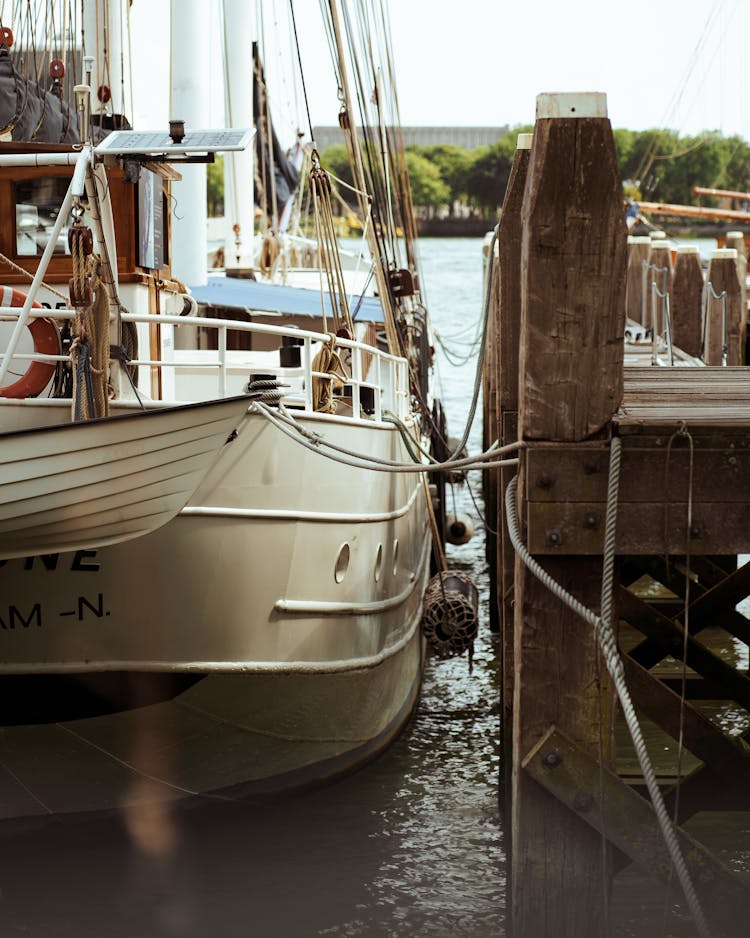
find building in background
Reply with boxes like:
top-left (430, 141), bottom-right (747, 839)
top-left (313, 125), bottom-right (509, 151)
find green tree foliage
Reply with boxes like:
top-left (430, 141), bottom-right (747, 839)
top-left (464, 141), bottom-right (513, 216)
top-left (404, 151), bottom-right (450, 208)
top-left (319, 144), bottom-right (354, 189)
top-left (614, 128), bottom-right (750, 205)
top-left (206, 155), bottom-right (224, 218)
top-left (416, 144), bottom-right (472, 212)
top-left (323, 127), bottom-right (750, 221)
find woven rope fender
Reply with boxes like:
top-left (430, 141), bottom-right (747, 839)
top-left (421, 570), bottom-right (479, 659)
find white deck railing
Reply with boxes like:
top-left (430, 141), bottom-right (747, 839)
top-left (0, 306), bottom-right (410, 421)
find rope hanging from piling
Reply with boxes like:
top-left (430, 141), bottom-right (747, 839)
top-left (504, 435), bottom-right (712, 938)
top-left (701, 280), bottom-right (729, 365)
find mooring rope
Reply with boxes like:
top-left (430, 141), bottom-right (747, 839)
top-left (504, 435), bottom-right (712, 938)
top-left (251, 400), bottom-right (520, 474)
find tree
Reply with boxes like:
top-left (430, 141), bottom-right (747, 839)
top-left (416, 144), bottom-right (472, 213)
top-left (404, 151), bottom-right (450, 209)
top-left (465, 142), bottom-right (513, 217)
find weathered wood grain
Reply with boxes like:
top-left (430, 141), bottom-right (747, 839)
top-left (705, 250), bottom-right (743, 365)
top-left (672, 246), bottom-right (704, 358)
top-left (625, 236), bottom-right (650, 323)
top-left (519, 115), bottom-right (627, 441)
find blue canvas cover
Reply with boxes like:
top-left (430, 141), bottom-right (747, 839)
top-left (189, 277), bottom-right (384, 323)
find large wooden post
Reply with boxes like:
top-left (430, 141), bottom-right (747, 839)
top-left (705, 248), bottom-right (743, 365)
top-left (672, 245), bottom-right (704, 358)
top-left (512, 92), bottom-right (626, 937)
top-left (496, 131), bottom-right (532, 838)
top-left (625, 235), bottom-right (650, 322)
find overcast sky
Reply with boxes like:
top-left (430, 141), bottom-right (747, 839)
top-left (131, 0), bottom-right (749, 141)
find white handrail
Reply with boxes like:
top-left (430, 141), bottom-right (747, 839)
top-left (1, 304), bottom-right (408, 419)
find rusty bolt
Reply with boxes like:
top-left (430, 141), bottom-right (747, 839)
top-left (728, 455), bottom-right (738, 467)
top-left (573, 791), bottom-right (594, 812)
top-left (542, 749), bottom-right (562, 768)
top-left (537, 473), bottom-right (554, 490)
top-left (689, 523), bottom-right (703, 539)
top-left (583, 512), bottom-right (600, 530)
top-left (546, 528), bottom-right (563, 547)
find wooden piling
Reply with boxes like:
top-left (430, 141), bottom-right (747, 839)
top-left (725, 231), bottom-right (748, 362)
top-left (512, 92), bottom-right (626, 937)
top-left (644, 240), bottom-right (672, 337)
top-left (483, 230), bottom-right (500, 633)
top-left (671, 245), bottom-right (704, 358)
top-left (625, 235), bottom-right (650, 323)
top-left (495, 131), bottom-right (532, 840)
top-left (705, 248), bottom-right (742, 365)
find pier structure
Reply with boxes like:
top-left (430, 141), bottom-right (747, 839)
top-left (485, 92), bottom-right (750, 937)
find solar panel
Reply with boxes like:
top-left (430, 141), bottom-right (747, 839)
top-left (95, 128), bottom-right (254, 157)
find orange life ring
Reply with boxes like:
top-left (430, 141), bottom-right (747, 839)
top-left (0, 287), bottom-right (60, 399)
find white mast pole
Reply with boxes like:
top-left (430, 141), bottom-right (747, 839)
top-left (221, 0), bottom-right (256, 269)
top-left (170, 0), bottom-right (211, 286)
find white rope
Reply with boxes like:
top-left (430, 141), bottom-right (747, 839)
top-left (504, 435), bottom-right (712, 938)
top-left (251, 401), bottom-right (520, 473)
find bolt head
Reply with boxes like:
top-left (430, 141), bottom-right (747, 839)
top-left (542, 749), bottom-right (562, 768)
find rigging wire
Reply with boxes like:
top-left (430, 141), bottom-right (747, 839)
top-left (288, 0), bottom-right (315, 147)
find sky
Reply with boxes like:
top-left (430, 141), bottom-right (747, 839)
top-left (129, 0), bottom-right (750, 143)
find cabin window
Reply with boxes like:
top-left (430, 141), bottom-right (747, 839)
top-left (14, 177), bottom-right (91, 257)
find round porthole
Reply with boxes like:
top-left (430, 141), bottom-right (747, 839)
top-left (335, 543), bottom-right (350, 583)
top-left (392, 538), bottom-right (399, 575)
top-left (374, 544), bottom-right (383, 582)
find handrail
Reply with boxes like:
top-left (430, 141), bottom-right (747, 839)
top-left (0, 306), bottom-right (409, 420)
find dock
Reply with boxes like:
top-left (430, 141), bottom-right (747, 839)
top-left (483, 92), bottom-right (750, 937)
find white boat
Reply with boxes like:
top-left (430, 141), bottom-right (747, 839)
top-left (0, 0), bottom-right (439, 820)
top-left (0, 395), bottom-right (252, 560)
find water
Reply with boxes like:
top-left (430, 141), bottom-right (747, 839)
top-left (0, 237), bottom-right (504, 937)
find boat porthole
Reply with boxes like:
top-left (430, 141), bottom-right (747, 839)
top-left (335, 543), bottom-right (350, 583)
top-left (392, 539), bottom-right (399, 575)
top-left (374, 544), bottom-right (383, 582)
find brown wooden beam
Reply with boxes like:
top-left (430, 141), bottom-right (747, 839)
top-left (622, 656), bottom-right (750, 777)
top-left (524, 726), bottom-right (750, 938)
top-left (619, 588), bottom-right (750, 710)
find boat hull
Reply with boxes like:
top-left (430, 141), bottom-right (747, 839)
top-left (0, 409), bottom-right (431, 820)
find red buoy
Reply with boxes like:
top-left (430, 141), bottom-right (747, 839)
top-left (0, 26), bottom-right (13, 47)
top-left (97, 84), bottom-right (111, 104)
top-left (49, 59), bottom-right (65, 79)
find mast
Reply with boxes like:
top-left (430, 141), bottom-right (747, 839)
top-left (326, 0), bottom-right (398, 352)
top-left (169, 0), bottom-right (211, 286)
top-left (221, 0), bottom-right (255, 268)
